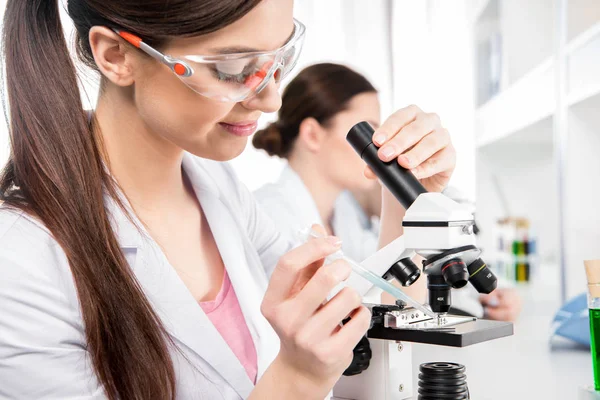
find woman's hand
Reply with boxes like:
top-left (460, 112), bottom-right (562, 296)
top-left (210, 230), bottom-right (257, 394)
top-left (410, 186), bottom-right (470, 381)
top-left (366, 104), bottom-right (456, 193)
top-left (480, 288), bottom-right (523, 322)
top-left (257, 226), bottom-right (371, 399)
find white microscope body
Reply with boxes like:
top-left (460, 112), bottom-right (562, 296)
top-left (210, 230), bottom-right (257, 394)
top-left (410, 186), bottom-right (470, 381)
top-left (332, 121), bottom-right (507, 399)
top-left (333, 192), bottom-right (485, 400)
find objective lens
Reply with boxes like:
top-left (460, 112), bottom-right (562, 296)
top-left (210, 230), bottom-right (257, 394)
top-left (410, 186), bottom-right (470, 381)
top-left (427, 274), bottom-right (451, 314)
top-left (384, 258), bottom-right (421, 287)
top-left (467, 258), bottom-right (498, 294)
top-left (441, 258), bottom-right (469, 289)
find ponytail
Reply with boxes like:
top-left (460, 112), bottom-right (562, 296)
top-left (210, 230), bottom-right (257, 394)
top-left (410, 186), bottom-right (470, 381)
top-left (252, 63), bottom-right (377, 159)
top-left (1, 1), bottom-right (176, 399)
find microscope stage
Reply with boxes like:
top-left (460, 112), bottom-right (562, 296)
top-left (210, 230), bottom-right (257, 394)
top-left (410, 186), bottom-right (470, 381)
top-left (367, 318), bottom-right (514, 347)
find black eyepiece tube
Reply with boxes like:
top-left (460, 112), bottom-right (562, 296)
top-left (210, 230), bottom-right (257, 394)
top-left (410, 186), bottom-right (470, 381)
top-left (347, 122), bottom-right (427, 210)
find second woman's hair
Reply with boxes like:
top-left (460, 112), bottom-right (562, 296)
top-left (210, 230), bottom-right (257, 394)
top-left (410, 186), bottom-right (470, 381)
top-left (1, 1), bottom-right (260, 399)
top-left (253, 63), bottom-right (377, 158)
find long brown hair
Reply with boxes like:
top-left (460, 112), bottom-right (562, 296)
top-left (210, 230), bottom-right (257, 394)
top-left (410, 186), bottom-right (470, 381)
top-left (1, 1), bottom-right (261, 399)
top-left (253, 63), bottom-right (377, 158)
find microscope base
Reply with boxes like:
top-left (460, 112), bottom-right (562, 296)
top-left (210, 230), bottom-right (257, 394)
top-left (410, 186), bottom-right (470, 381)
top-left (367, 318), bottom-right (513, 347)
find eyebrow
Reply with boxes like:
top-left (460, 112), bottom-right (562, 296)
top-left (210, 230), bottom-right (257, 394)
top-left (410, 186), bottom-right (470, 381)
top-left (210, 46), bottom-right (263, 54)
top-left (209, 25), bottom-right (296, 55)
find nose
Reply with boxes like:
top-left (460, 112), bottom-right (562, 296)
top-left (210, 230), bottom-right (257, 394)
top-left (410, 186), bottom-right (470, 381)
top-left (242, 77), bottom-right (282, 113)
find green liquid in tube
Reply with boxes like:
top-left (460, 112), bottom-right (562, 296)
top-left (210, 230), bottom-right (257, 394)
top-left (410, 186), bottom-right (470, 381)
top-left (590, 308), bottom-right (600, 390)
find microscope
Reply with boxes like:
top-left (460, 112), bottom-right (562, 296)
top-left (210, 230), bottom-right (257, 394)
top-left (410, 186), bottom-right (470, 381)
top-left (332, 122), bottom-right (513, 400)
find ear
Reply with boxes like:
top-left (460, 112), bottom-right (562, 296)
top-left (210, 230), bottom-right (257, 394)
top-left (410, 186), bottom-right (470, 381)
top-left (88, 26), bottom-right (136, 87)
top-left (297, 117), bottom-right (326, 153)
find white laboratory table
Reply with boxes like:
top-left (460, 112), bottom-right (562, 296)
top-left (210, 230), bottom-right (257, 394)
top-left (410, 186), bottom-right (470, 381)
top-left (411, 276), bottom-right (593, 400)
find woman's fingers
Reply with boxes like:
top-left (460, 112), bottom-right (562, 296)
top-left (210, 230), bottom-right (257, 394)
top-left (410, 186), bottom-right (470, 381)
top-left (410, 145), bottom-right (456, 180)
top-left (481, 288), bottom-right (522, 321)
top-left (296, 305), bottom-right (371, 373)
top-left (377, 113), bottom-right (440, 163)
top-left (311, 224), bottom-right (328, 237)
top-left (293, 260), bottom-right (352, 319)
top-left (365, 104), bottom-right (455, 192)
top-left (364, 166), bottom-right (376, 180)
top-left (301, 287), bottom-right (363, 336)
top-left (332, 306), bottom-right (372, 349)
top-left (286, 224), bottom-right (334, 294)
top-left (265, 236), bottom-right (342, 304)
top-left (397, 127), bottom-right (451, 170)
top-left (371, 104), bottom-right (421, 146)
top-left (364, 106), bottom-right (455, 191)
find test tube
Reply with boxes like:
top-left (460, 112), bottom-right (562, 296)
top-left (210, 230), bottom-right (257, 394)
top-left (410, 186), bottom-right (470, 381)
top-left (584, 260), bottom-right (600, 397)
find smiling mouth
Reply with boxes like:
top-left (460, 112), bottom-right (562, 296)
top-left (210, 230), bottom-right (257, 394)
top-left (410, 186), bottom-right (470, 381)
top-left (218, 121), bottom-right (259, 137)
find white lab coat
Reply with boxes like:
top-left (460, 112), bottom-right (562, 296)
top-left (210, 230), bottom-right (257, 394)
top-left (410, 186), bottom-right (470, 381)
top-left (254, 165), bottom-right (378, 262)
top-left (0, 153), bottom-right (291, 399)
top-left (255, 166), bottom-right (485, 318)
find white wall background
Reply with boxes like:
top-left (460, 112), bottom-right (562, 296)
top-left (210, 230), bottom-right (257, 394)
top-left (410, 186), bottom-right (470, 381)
top-left (231, 0), bottom-right (396, 190)
top-left (0, 0), bottom-right (476, 198)
top-left (565, 96), bottom-right (600, 298)
top-left (390, 0), bottom-right (476, 199)
top-left (233, 0), bottom-right (477, 196)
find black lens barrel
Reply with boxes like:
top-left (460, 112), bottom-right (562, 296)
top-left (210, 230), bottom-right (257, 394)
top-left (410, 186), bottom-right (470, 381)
top-left (384, 257), bottom-right (421, 287)
top-left (441, 258), bottom-right (469, 289)
top-left (467, 258), bottom-right (498, 294)
top-left (347, 122), bottom-right (427, 210)
top-left (427, 275), bottom-right (451, 314)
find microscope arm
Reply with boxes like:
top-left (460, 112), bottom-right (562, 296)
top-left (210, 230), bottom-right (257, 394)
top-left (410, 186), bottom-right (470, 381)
top-left (342, 235), bottom-right (415, 303)
top-left (333, 234), bottom-right (417, 400)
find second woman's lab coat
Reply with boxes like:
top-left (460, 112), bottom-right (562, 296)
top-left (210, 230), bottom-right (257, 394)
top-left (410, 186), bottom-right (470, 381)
top-left (0, 153), bottom-right (292, 399)
top-left (253, 165), bottom-right (378, 262)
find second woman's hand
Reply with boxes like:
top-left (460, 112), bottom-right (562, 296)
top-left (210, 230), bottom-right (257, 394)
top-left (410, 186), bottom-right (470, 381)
top-left (365, 104), bottom-right (456, 194)
top-left (252, 225), bottom-right (371, 400)
top-left (369, 105), bottom-right (457, 301)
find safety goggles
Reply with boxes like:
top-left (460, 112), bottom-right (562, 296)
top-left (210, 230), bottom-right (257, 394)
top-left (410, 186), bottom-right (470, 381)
top-left (114, 19), bottom-right (305, 102)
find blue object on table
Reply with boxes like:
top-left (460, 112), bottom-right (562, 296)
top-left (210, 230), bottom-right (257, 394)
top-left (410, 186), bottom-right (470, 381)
top-left (551, 293), bottom-right (590, 347)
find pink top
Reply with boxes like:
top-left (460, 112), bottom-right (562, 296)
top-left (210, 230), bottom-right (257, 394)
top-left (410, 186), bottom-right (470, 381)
top-left (199, 271), bottom-right (258, 383)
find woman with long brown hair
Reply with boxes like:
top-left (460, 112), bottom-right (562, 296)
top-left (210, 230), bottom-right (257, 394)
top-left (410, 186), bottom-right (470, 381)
top-left (0, 1), bottom-right (456, 399)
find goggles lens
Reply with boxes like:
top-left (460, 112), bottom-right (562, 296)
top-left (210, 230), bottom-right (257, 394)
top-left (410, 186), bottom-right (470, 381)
top-left (174, 20), bottom-right (304, 102)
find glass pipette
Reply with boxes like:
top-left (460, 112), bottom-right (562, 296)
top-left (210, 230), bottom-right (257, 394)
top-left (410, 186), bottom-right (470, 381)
top-left (303, 228), bottom-right (437, 320)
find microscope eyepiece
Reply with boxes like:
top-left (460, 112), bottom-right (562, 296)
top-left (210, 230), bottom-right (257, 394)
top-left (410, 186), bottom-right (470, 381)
top-left (441, 258), bottom-right (469, 289)
top-left (384, 257), bottom-right (421, 287)
top-left (347, 122), bottom-right (427, 210)
top-left (467, 258), bottom-right (498, 294)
